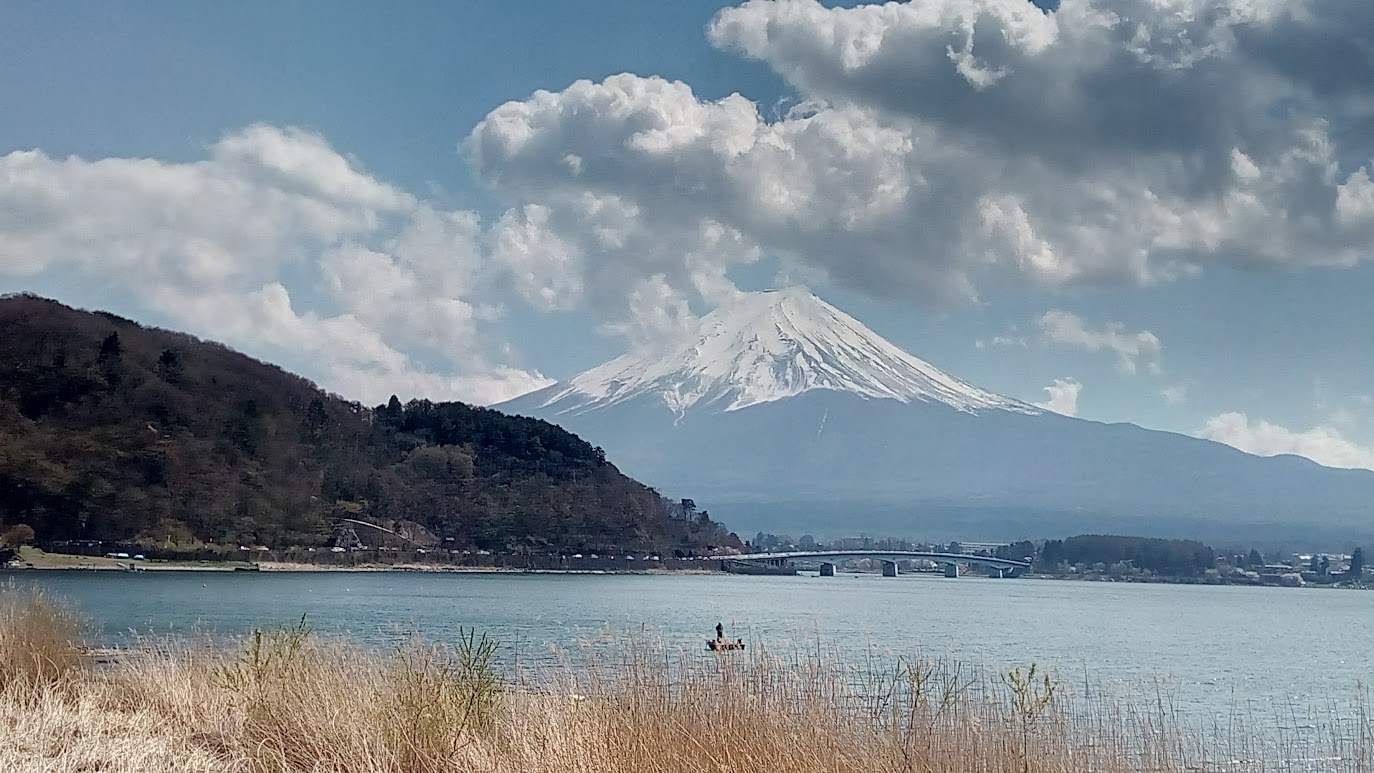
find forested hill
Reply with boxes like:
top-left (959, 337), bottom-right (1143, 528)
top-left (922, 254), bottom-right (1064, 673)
top-left (0, 294), bottom-right (741, 554)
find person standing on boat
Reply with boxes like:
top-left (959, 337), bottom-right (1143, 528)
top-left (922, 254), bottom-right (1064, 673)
top-left (715, 621), bottom-right (724, 641)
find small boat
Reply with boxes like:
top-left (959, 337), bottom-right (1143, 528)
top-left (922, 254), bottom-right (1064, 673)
top-left (707, 638), bottom-right (746, 652)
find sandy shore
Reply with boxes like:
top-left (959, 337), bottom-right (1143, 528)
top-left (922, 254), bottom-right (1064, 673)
top-left (5, 548), bottom-right (258, 572)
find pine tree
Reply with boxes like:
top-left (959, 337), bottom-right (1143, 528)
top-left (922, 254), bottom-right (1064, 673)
top-left (381, 395), bottom-right (405, 428)
top-left (156, 348), bottom-right (182, 382)
top-left (97, 331), bottom-right (124, 386)
top-left (97, 332), bottom-right (122, 363)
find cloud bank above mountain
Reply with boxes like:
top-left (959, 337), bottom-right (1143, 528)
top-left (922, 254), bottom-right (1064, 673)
top-left (472, 0), bottom-right (1374, 335)
top-left (1200, 412), bottom-right (1374, 471)
top-left (1037, 378), bottom-right (1083, 417)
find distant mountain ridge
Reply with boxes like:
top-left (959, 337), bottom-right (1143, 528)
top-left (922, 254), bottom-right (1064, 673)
top-left (499, 289), bottom-right (1374, 546)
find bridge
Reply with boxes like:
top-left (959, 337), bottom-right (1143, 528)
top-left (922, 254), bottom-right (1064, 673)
top-left (722, 550), bottom-right (1032, 578)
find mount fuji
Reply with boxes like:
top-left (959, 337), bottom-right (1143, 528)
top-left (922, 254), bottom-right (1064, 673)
top-left (498, 289), bottom-right (1374, 545)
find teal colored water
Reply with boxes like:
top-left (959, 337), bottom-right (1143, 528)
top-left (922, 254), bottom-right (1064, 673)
top-left (5, 570), bottom-right (1371, 734)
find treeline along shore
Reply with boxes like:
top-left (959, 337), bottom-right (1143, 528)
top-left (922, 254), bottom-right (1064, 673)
top-left (8, 532), bottom-right (1369, 588)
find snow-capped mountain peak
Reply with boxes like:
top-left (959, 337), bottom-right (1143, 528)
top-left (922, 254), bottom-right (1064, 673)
top-left (531, 288), bottom-right (1037, 417)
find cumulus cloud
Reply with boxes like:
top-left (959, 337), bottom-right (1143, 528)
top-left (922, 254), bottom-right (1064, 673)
top-left (1037, 310), bottom-right (1162, 375)
top-left (1162, 385), bottom-right (1188, 406)
top-left (1199, 412), bottom-right (1374, 471)
top-left (975, 333), bottom-right (1028, 349)
top-left (464, 0), bottom-right (1374, 330)
top-left (0, 126), bottom-right (549, 405)
top-left (13, 0), bottom-right (1374, 401)
top-left (0, 128), bottom-right (404, 288)
top-left (1036, 377), bottom-right (1081, 416)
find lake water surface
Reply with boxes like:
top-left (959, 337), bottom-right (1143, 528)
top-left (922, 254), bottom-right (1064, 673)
top-left (7, 569), bottom-right (1372, 742)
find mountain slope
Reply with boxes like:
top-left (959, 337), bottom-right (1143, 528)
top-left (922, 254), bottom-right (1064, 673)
top-left (500, 290), bottom-right (1374, 545)
top-left (0, 294), bottom-right (738, 553)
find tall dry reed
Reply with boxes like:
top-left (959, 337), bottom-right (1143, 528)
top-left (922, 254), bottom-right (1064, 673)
top-left (0, 582), bottom-right (85, 691)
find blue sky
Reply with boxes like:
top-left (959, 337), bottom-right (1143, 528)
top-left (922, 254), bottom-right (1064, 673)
top-left (3, 0), bottom-right (1374, 469)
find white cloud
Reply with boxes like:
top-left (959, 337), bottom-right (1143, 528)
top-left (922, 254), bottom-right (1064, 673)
top-left (1037, 310), bottom-right (1162, 375)
top-left (13, 0), bottom-right (1374, 404)
top-left (0, 135), bottom-right (398, 287)
top-left (148, 283), bottom-right (540, 404)
top-left (596, 274), bottom-right (696, 344)
top-left (1162, 385), bottom-right (1188, 406)
top-left (0, 125), bottom-right (549, 405)
top-left (1036, 378), bottom-right (1082, 416)
top-left (461, 0), bottom-right (1374, 328)
top-left (1198, 412), bottom-right (1374, 471)
top-left (975, 333), bottom-right (1028, 350)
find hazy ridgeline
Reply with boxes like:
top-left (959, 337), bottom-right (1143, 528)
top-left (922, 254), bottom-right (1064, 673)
top-left (2, 586), bottom-right (1370, 773)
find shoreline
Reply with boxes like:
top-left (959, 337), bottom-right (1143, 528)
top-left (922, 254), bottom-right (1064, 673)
top-left (2, 558), bottom-right (723, 575)
top-left (258, 562), bottom-right (720, 575)
top-left (6, 549), bottom-right (1361, 587)
top-left (3, 546), bottom-right (721, 574)
top-left (5, 562), bottom-right (1362, 587)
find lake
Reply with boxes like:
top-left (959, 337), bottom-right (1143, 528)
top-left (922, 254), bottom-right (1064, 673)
top-left (6, 569), bottom-right (1371, 746)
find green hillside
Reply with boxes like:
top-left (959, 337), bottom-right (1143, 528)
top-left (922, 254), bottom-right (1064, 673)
top-left (0, 294), bottom-right (739, 554)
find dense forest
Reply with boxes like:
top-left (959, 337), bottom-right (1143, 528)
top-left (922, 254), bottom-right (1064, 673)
top-left (0, 295), bottom-right (741, 554)
top-left (1036, 534), bottom-right (1215, 575)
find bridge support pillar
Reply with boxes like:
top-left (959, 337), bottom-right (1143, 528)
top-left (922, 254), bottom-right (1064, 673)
top-left (943, 563), bottom-right (959, 578)
top-left (819, 562), bottom-right (835, 577)
top-left (882, 560), bottom-right (899, 577)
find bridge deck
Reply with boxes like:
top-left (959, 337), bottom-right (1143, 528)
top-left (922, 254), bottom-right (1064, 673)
top-left (731, 550), bottom-right (1031, 569)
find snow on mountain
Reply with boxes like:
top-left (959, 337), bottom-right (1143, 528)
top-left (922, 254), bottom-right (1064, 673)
top-left (532, 288), bottom-right (1036, 418)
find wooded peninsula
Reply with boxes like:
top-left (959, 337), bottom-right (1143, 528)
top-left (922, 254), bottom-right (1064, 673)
top-left (0, 295), bottom-right (740, 559)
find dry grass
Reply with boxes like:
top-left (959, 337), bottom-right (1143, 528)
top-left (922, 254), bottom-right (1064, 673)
top-left (0, 587), bottom-right (1369, 773)
top-left (0, 582), bottom-right (84, 691)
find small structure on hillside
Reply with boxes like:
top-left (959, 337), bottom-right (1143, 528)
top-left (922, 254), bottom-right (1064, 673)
top-left (328, 524), bottom-right (362, 551)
